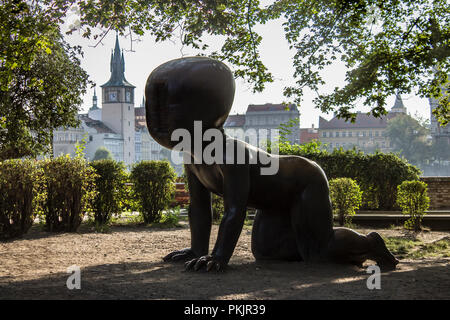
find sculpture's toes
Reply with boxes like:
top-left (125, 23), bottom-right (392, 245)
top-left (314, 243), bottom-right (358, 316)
top-left (367, 232), bottom-right (399, 271)
top-left (163, 248), bottom-right (196, 262)
top-left (185, 255), bottom-right (225, 272)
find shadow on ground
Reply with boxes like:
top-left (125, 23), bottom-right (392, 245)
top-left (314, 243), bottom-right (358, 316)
top-left (1, 259), bottom-right (449, 300)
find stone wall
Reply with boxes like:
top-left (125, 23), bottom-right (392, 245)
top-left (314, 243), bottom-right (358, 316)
top-left (421, 177), bottom-right (450, 210)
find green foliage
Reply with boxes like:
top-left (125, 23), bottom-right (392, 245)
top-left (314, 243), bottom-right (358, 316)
top-left (90, 159), bottom-right (128, 225)
top-left (329, 178), bottom-right (362, 226)
top-left (63, 0), bottom-right (449, 125)
top-left (158, 207), bottom-right (181, 228)
top-left (0, 3), bottom-right (90, 160)
top-left (397, 180), bottom-right (430, 231)
top-left (130, 161), bottom-right (176, 224)
top-left (0, 159), bottom-right (45, 239)
top-left (277, 117), bottom-right (299, 144)
top-left (41, 155), bottom-right (97, 232)
top-left (385, 114), bottom-right (431, 165)
top-left (280, 142), bottom-right (421, 210)
top-left (384, 236), bottom-right (450, 259)
top-left (212, 194), bottom-right (224, 222)
top-left (92, 147), bottom-right (113, 161)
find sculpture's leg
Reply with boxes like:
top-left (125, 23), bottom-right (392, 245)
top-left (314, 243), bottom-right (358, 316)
top-left (326, 228), bottom-right (399, 270)
top-left (251, 209), bottom-right (301, 261)
top-left (290, 182), bottom-right (334, 262)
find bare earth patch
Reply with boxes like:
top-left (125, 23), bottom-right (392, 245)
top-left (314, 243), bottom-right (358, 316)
top-left (0, 223), bottom-right (449, 299)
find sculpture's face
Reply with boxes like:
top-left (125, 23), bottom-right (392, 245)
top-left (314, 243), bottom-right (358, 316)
top-left (145, 57), bottom-right (235, 150)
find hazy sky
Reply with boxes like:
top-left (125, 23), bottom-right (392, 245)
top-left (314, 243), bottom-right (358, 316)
top-left (63, 16), bottom-right (432, 128)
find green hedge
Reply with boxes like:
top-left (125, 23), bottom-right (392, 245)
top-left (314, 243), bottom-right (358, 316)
top-left (41, 155), bottom-right (97, 232)
top-left (0, 159), bottom-right (45, 239)
top-left (130, 160), bottom-right (176, 224)
top-left (279, 142), bottom-right (421, 210)
top-left (90, 159), bottom-right (128, 225)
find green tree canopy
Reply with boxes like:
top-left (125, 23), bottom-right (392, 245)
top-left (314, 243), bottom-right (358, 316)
top-left (0, 1), bottom-right (89, 160)
top-left (92, 147), bottom-right (114, 161)
top-left (67, 0), bottom-right (449, 125)
top-left (385, 113), bottom-right (431, 165)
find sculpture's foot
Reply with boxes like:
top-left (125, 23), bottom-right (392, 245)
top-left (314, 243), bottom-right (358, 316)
top-left (367, 232), bottom-right (399, 271)
top-left (163, 248), bottom-right (196, 262)
top-left (185, 255), bottom-right (226, 272)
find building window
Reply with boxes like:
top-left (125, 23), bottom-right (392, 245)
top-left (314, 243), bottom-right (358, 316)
top-left (89, 135), bottom-right (93, 142)
top-left (128, 121), bottom-right (131, 126)
top-left (375, 131), bottom-right (379, 137)
top-left (342, 132), bottom-right (346, 137)
top-left (322, 132), bottom-right (326, 137)
top-left (128, 106), bottom-right (131, 111)
top-left (335, 132), bottom-right (339, 137)
top-left (369, 131), bottom-right (372, 137)
top-left (349, 131), bottom-right (352, 137)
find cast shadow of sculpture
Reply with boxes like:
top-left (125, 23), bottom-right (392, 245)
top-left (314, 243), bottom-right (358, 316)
top-left (145, 56), bottom-right (399, 272)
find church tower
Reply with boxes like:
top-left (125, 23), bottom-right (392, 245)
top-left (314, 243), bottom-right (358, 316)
top-left (88, 87), bottom-right (101, 121)
top-left (390, 92), bottom-right (407, 114)
top-left (101, 34), bottom-right (135, 166)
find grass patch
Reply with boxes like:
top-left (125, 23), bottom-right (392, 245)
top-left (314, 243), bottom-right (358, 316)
top-left (384, 236), bottom-right (422, 258)
top-left (384, 236), bottom-right (450, 259)
top-left (408, 237), bottom-right (450, 259)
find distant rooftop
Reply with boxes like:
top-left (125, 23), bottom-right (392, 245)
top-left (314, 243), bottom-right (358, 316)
top-left (80, 114), bottom-right (117, 134)
top-left (224, 114), bottom-right (246, 127)
top-left (246, 103), bottom-right (297, 113)
top-left (319, 112), bottom-right (398, 129)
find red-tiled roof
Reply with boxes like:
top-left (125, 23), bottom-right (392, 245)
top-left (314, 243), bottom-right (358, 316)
top-left (135, 106), bottom-right (146, 117)
top-left (224, 114), bottom-right (246, 127)
top-left (246, 103), bottom-right (297, 112)
top-left (300, 128), bottom-right (319, 143)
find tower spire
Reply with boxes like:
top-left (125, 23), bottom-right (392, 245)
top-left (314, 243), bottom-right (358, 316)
top-left (101, 34), bottom-right (135, 88)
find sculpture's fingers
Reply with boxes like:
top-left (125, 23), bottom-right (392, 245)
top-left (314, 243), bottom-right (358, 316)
top-left (171, 253), bottom-right (189, 262)
top-left (163, 252), bottom-right (176, 262)
top-left (206, 260), bottom-right (216, 272)
top-left (185, 258), bottom-right (197, 271)
top-left (194, 257), bottom-right (209, 271)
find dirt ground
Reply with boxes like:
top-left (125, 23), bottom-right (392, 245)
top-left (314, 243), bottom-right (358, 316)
top-left (1, 222), bottom-right (449, 300)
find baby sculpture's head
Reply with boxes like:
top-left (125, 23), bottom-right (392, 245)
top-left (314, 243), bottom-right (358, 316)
top-left (145, 57), bottom-right (235, 150)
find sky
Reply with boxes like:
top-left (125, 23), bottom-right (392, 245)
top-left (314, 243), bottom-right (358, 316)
top-left (63, 15), bottom-right (432, 128)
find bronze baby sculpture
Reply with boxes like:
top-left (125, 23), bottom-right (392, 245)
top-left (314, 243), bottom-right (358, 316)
top-left (145, 56), bottom-right (399, 272)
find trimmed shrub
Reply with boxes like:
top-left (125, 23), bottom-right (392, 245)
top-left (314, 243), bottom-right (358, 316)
top-left (130, 161), bottom-right (176, 224)
top-left (41, 155), bottom-right (97, 232)
top-left (90, 159), bottom-right (128, 225)
top-left (0, 159), bottom-right (45, 239)
top-left (397, 180), bottom-right (430, 231)
top-left (279, 143), bottom-right (420, 210)
top-left (329, 178), bottom-right (362, 226)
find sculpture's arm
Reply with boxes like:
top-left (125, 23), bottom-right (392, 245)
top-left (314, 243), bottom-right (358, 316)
top-left (163, 164), bottom-right (212, 262)
top-left (185, 163), bottom-right (249, 271)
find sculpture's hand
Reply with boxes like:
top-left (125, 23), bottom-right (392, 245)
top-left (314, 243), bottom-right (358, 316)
top-left (163, 248), bottom-right (196, 262)
top-left (185, 255), bottom-right (226, 272)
